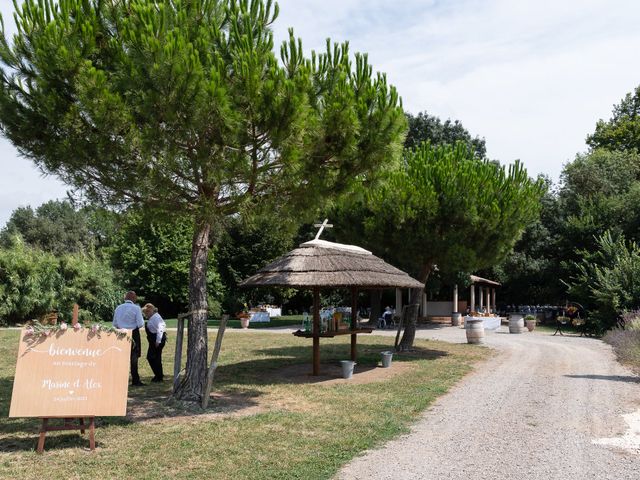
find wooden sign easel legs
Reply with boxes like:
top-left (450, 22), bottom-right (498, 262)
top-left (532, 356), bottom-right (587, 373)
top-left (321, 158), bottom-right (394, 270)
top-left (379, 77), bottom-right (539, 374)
top-left (37, 417), bottom-right (96, 453)
top-left (34, 308), bottom-right (97, 453)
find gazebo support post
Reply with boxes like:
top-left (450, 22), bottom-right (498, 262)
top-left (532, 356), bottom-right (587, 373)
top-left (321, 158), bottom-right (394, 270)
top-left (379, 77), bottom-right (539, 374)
top-left (350, 287), bottom-right (358, 361)
top-left (491, 288), bottom-right (496, 314)
top-left (312, 287), bottom-right (320, 376)
top-left (470, 284), bottom-right (475, 312)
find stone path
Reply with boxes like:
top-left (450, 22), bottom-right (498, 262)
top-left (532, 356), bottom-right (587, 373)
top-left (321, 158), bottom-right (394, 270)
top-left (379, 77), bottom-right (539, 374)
top-left (334, 325), bottom-right (640, 479)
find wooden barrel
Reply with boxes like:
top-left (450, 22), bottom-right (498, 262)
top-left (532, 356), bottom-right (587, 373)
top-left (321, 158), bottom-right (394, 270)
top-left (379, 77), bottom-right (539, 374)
top-left (509, 314), bottom-right (525, 334)
top-left (466, 319), bottom-right (485, 344)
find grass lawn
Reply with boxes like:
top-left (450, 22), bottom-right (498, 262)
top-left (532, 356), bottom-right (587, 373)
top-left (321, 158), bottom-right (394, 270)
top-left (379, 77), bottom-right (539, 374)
top-left (164, 315), bottom-right (304, 330)
top-left (0, 328), bottom-right (490, 479)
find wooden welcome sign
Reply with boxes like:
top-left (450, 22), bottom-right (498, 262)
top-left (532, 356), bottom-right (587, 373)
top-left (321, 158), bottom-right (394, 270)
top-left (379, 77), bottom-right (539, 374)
top-left (9, 327), bottom-right (131, 417)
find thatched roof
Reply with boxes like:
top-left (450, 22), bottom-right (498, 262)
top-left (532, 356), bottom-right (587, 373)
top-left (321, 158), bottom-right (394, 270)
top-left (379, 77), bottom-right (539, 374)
top-left (470, 275), bottom-right (501, 286)
top-left (240, 239), bottom-right (424, 289)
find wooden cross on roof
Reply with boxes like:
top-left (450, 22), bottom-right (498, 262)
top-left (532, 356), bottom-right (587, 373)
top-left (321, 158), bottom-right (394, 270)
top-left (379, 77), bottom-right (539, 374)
top-left (313, 218), bottom-right (333, 240)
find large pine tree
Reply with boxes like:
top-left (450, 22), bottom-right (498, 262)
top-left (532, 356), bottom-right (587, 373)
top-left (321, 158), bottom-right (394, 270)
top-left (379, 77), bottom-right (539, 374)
top-left (0, 0), bottom-right (406, 402)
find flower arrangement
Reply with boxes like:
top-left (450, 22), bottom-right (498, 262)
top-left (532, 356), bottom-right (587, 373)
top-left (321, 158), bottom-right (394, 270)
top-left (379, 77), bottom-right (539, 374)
top-left (24, 320), bottom-right (129, 341)
top-left (236, 302), bottom-right (250, 320)
top-left (566, 306), bottom-right (578, 319)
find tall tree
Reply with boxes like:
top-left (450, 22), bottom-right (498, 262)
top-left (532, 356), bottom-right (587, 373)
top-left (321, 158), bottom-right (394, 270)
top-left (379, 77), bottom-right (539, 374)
top-left (355, 142), bottom-right (544, 350)
top-left (587, 85), bottom-right (640, 152)
top-left (0, 0), bottom-right (405, 401)
top-left (558, 149), bottom-right (640, 267)
top-left (108, 211), bottom-right (224, 317)
top-left (405, 111), bottom-right (486, 157)
top-left (216, 215), bottom-right (295, 314)
top-left (489, 176), bottom-right (565, 305)
top-left (566, 231), bottom-right (640, 334)
top-left (0, 200), bottom-right (94, 255)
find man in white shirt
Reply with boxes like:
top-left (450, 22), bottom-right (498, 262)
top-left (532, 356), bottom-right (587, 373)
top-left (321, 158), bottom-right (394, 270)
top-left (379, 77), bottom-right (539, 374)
top-left (113, 291), bottom-right (145, 386)
top-left (142, 303), bottom-right (167, 382)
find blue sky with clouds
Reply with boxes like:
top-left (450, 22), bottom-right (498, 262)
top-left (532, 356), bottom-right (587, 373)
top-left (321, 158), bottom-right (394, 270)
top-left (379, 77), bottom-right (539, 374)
top-left (1, 0), bottom-right (640, 226)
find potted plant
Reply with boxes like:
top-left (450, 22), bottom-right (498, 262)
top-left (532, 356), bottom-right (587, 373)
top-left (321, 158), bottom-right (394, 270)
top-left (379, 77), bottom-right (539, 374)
top-left (238, 303), bottom-right (250, 329)
top-left (524, 314), bottom-right (536, 332)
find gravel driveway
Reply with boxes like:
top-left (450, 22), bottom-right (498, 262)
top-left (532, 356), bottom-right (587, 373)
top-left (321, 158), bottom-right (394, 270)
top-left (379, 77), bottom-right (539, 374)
top-left (335, 325), bottom-right (640, 479)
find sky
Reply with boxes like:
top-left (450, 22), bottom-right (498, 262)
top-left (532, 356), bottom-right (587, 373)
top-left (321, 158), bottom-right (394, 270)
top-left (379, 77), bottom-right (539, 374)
top-left (0, 0), bottom-right (639, 226)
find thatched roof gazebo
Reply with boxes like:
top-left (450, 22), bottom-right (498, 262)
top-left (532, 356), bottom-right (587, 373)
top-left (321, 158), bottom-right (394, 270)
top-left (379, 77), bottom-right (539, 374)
top-left (240, 238), bottom-right (423, 375)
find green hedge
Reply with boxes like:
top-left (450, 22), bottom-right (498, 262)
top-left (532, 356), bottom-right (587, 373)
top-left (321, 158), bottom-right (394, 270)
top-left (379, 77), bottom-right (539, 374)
top-left (0, 238), bottom-right (121, 324)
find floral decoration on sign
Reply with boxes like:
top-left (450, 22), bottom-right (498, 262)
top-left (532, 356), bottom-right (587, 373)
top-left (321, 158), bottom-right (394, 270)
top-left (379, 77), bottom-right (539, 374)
top-left (24, 320), bottom-right (130, 341)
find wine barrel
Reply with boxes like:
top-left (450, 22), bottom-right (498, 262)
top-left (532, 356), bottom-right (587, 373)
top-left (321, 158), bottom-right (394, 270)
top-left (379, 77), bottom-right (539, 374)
top-left (465, 319), bottom-right (485, 344)
top-left (509, 314), bottom-right (525, 334)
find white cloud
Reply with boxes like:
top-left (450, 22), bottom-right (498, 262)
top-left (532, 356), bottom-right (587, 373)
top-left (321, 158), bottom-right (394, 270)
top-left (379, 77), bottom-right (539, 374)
top-left (274, 0), bottom-right (640, 178)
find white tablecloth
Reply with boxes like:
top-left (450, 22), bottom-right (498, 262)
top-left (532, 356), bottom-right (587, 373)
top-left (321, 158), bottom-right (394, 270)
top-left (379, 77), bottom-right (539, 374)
top-left (464, 315), bottom-right (501, 331)
top-left (249, 311), bottom-right (270, 323)
top-left (265, 307), bottom-right (281, 317)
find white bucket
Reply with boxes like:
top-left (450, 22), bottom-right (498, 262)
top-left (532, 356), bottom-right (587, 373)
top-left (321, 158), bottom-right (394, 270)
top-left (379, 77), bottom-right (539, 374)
top-left (381, 351), bottom-right (393, 368)
top-left (340, 360), bottom-right (355, 379)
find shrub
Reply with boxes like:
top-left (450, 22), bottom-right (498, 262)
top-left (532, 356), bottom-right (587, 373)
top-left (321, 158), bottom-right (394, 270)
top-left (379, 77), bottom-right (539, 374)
top-left (0, 238), bottom-right (59, 322)
top-left (0, 239), bottom-right (121, 324)
top-left (603, 328), bottom-right (640, 373)
top-left (566, 231), bottom-right (640, 334)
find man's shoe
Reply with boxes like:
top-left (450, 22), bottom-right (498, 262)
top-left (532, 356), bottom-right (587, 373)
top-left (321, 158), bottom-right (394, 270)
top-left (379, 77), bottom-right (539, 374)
top-left (151, 377), bottom-right (164, 383)
top-left (131, 381), bottom-right (146, 386)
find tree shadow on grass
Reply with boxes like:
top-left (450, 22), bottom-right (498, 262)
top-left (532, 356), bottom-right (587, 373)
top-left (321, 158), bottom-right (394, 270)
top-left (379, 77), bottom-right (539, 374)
top-left (253, 342), bottom-right (449, 363)
top-left (564, 374), bottom-right (640, 383)
top-left (0, 424), bottom-right (100, 453)
top-left (0, 342), bottom-right (449, 452)
top-left (209, 343), bottom-right (449, 386)
top-left (0, 371), bottom-right (263, 452)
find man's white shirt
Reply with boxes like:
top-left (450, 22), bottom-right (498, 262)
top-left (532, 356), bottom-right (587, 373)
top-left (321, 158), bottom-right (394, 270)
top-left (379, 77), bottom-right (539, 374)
top-left (112, 300), bottom-right (144, 329)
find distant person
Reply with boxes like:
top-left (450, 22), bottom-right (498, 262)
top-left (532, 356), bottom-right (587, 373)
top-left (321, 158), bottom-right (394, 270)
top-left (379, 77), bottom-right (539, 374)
top-left (378, 306), bottom-right (394, 329)
top-left (142, 303), bottom-right (167, 382)
top-left (113, 291), bottom-right (145, 386)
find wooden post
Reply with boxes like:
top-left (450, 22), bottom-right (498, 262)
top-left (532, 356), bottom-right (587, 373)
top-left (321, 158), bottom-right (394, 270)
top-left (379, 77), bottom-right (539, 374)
top-left (350, 287), bottom-right (358, 361)
top-left (37, 418), bottom-right (48, 453)
top-left (72, 303), bottom-right (79, 325)
top-left (202, 315), bottom-right (228, 409)
top-left (312, 288), bottom-right (320, 376)
top-left (422, 293), bottom-right (427, 318)
top-left (173, 313), bottom-right (187, 393)
top-left (88, 417), bottom-right (95, 450)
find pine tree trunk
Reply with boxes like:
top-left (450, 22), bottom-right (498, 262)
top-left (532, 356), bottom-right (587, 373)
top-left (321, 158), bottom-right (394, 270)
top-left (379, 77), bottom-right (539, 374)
top-left (397, 265), bottom-right (431, 351)
top-left (396, 289), bottom-right (422, 351)
top-left (173, 218), bottom-right (211, 402)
